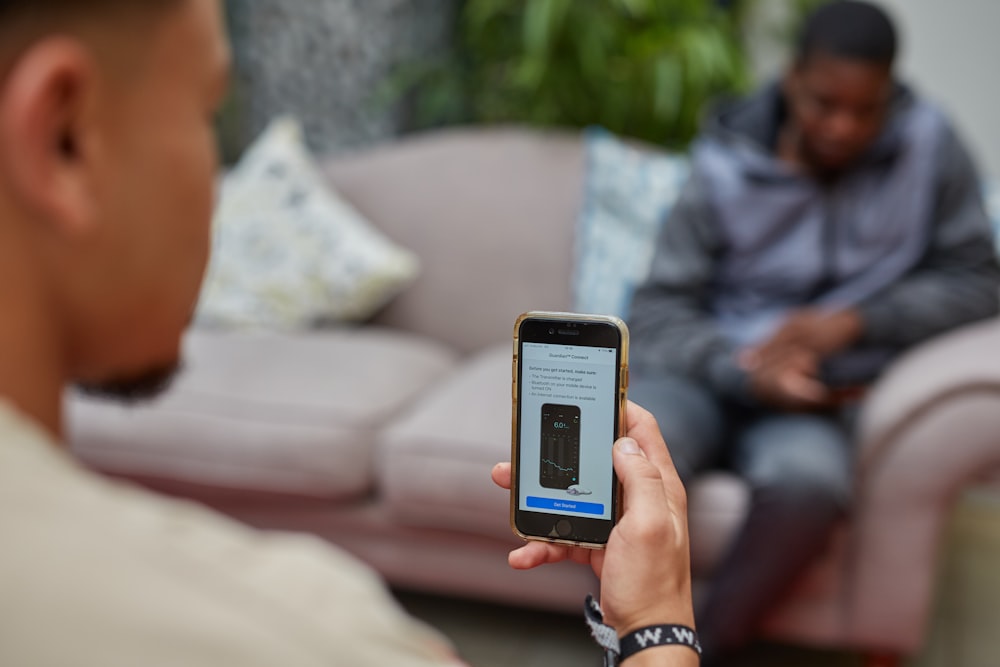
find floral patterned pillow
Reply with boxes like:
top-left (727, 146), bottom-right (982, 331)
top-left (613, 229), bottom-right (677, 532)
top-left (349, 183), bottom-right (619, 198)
top-left (195, 117), bottom-right (419, 329)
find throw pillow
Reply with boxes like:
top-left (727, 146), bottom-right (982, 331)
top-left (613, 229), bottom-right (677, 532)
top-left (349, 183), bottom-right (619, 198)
top-left (573, 127), bottom-right (689, 319)
top-left (195, 117), bottom-right (420, 329)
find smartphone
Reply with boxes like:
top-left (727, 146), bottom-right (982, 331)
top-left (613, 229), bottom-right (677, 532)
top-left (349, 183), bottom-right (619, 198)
top-left (511, 311), bottom-right (629, 548)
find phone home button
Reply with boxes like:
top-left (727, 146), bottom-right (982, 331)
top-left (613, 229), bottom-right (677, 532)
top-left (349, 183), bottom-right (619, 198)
top-left (555, 519), bottom-right (572, 538)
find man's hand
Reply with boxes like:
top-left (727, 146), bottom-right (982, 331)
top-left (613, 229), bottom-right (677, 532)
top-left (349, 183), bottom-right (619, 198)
top-left (742, 345), bottom-right (833, 411)
top-left (739, 308), bottom-right (863, 411)
top-left (492, 402), bottom-right (694, 635)
top-left (744, 308), bottom-right (863, 368)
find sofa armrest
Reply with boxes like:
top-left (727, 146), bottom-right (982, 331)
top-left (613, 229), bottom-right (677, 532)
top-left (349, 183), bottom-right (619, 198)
top-left (858, 317), bottom-right (1000, 472)
top-left (845, 318), bottom-right (1000, 653)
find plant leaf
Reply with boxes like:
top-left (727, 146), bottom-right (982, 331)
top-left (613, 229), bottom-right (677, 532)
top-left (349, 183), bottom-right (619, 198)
top-left (652, 55), bottom-right (682, 123)
top-left (523, 0), bottom-right (571, 57)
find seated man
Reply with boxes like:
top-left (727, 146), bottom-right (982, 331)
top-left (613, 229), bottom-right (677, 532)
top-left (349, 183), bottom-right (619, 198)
top-left (628, 0), bottom-right (1000, 663)
top-left (0, 1), bottom-right (697, 666)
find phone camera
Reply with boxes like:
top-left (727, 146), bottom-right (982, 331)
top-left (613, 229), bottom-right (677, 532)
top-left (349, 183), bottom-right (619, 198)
top-left (548, 328), bottom-right (555, 334)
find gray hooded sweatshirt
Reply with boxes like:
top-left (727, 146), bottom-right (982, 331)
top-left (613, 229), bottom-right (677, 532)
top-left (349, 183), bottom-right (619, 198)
top-left (628, 83), bottom-right (1000, 401)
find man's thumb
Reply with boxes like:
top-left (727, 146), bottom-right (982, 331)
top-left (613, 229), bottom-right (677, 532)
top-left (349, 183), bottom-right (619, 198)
top-left (615, 437), bottom-right (646, 457)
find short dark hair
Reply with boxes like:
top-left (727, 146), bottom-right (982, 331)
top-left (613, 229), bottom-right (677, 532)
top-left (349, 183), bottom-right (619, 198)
top-left (796, 1), bottom-right (898, 67)
top-left (0, 0), bottom-right (183, 79)
top-left (0, 0), bottom-right (177, 10)
top-left (0, 0), bottom-right (178, 20)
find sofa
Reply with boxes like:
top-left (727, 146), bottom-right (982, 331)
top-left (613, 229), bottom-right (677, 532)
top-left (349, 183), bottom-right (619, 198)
top-left (67, 127), bottom-right (1000, 662)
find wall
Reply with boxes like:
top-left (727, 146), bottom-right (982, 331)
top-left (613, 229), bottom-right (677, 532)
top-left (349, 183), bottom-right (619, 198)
top-left (223, 1), bottom-right (1000, 176)
top-left (224, 0), bottom-right (459, 158)
top-left (879, 0), bottom-right (1000, 178)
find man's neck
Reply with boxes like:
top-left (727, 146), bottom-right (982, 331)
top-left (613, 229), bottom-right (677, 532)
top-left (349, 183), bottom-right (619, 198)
top-left (0, 233), bottom-right (67, 442)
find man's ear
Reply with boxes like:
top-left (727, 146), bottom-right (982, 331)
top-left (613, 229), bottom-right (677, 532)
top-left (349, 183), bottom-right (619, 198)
top-left (0, 37), bottom-right (104, 237)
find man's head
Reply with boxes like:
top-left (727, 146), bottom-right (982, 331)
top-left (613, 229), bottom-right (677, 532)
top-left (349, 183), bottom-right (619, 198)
top-left (782, 1), bottom-right (898, 173)
top-left (0, 0), bottom-right (229, 407)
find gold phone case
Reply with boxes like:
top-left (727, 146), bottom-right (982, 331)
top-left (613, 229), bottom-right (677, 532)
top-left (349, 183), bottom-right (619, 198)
top-left (510, 311), bottom-right (630, 549)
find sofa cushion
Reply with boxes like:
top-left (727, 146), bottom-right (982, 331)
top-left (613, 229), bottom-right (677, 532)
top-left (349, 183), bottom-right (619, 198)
top-left (69, 327), bottom-right (457, 499)
top-left (377, 344), bottom-right (515, 541)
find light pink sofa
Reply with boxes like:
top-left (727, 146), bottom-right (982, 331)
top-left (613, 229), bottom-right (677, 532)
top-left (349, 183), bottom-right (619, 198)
top-left (67, 127), bottom-right (1000, 662)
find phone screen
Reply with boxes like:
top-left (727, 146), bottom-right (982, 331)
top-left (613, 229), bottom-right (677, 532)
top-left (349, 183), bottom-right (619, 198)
top-left (539, 403), bottom-right (581, 490)
top-left (513, 314), bottom-right (627, 546)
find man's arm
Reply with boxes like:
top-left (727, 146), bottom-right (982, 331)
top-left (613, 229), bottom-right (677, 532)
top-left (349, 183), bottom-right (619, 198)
top-left (857, 123), bottom-right (1000, 346)
top-left (629, 165), bottom-right (846, 411)
top-left (492, 403), bottom-right (699, 666)
top-left (627, 171), bottom-right (749, 401)
top-left (746, 122), bottom-right (1000, 408)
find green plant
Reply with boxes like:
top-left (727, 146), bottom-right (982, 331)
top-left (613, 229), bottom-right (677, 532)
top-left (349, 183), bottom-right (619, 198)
top-left (394, 0), bottom-right (756, 148)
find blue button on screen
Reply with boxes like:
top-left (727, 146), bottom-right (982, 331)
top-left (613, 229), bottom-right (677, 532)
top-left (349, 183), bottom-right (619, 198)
top-left (526, 496), bottom-right (605, 516)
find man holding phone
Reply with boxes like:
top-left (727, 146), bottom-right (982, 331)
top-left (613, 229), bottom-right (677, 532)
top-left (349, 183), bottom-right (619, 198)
top-left (0, 1), bottom-right (697, 665)
top-left (628, 1), bottom-right (1000, 663)
top-left (496, 405), bottom-right (700, 666)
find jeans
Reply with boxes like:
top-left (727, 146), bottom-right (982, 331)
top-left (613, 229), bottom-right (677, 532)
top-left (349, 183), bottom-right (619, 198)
top-left (629, 371), bottom-right (854, 659)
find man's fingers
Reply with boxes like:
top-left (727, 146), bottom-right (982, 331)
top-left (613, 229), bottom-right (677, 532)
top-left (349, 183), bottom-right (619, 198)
top-left (508, 541), bottom-right (579, 569)
top-left (623, 402), bottom-right (673, 471)
top-left (621, 402), bottom-right (687, 514)
top-left (779, 371), bottom-right (829, 405)
top-left (739, 347), bottom-right (761, 371)
top-left (492, 462), bottom-right (511, 490)
top-left (613, 435), bottom-right (685, 514)
top-left (508, 542), bottom-right (556, 569)
top-left (509, 541), bottom-right (602, 576)
top-left (612, 438), bottom-right (689, 562)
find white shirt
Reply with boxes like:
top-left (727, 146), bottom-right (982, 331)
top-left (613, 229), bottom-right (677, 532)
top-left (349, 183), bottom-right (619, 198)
top-left (0, 401), bottom-right (461, 666)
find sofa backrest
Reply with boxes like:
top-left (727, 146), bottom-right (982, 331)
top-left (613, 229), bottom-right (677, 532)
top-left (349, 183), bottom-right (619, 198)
top-left (324, 127), bottom-right (583, 355)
